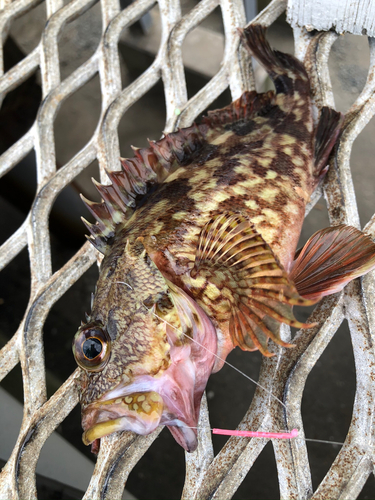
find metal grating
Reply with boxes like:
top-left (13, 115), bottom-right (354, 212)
top-left (0, 0), bottom-right (375, 497)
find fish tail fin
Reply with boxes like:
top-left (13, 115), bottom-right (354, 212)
top-left (239, 24), bottom-right (309, 96)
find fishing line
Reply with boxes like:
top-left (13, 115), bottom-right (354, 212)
top-left (182, 426), bottom-right (344, 446)
top-left (115, 281), bottom-right (133, 289)
top-left (150, 309), bottom-right (287, 410)
top-left (142, 304), bottom-right (343, 448)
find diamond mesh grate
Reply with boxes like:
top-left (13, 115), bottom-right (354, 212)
top-left (1, 0), bottom-right (375, 498)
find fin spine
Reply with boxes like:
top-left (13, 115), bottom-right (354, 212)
top-left (81, 125), bottom-right (207, 252)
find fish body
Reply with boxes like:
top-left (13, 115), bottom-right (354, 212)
top-left (73, 25), bottom-right (375, 453)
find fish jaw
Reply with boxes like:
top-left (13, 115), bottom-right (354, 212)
top-left (81, 362), bottom-right (199, 452)
top-left (82, 391), bottom-right (164, 445)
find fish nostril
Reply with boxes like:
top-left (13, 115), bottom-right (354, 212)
top-left (143, 295), bottom-right (154, 308)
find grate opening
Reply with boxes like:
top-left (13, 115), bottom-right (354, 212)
top-left (0, 153), bottom-right (37, 241)
top-left (54, 74), bottom-right (102, 167)
top-left (0, 247), bottom-right (31, 333)
top-left (118, 80), bottom-right (166, 156)
top-left (43, 266), bottom-right (97, 392)
top-left (0, 67), bottom-right (41, 153)
top-left (58, 2), bottom-right (103, 80)
top-left (237, 441), bottom-right (279, 500)
top-left (8, 2), bottom-right (47, 57)
top-left (181, 6), bottom-right (225, 87)
top-left (126, 429), bottom-right (187, 499)
top-left (74, 158), bottom-right (101, 202)
top-left (0, 363), bottom-right (24, 405)
top-left (118, 4), bottom-right (162, 88)
top-left (208, 348), bottom-right (262, 452)
top-left (351, 118), bottom-right (375, 226)
top-left (328, 34), bottom-right (370, 113)
top-left (302, 320), bottom-right (355, 490)
top-left (297, 196), bottom-right (330, 248)
top-left (360, 475), bottom-right (375, 500)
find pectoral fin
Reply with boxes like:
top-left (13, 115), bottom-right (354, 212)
top-left (191, 213), bottom-right (316, 356)
top-left (290, 225), bottom-right (375, 300)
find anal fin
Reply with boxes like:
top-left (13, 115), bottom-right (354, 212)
top-left (290, 225), bottom-right (375, 300)
top-left (313, 107), bottom-right (343, 182)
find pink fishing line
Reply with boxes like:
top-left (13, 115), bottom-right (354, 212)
top-left (212, 428), bottom-right (299, 439)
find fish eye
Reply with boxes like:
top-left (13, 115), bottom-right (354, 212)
top-left (73, 323), bottom-right (111, 372)
top-left (82, 337), bottom-right (103, 359)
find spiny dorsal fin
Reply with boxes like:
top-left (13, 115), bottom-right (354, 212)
top-left (191, 213), bottom-right (316, 356)
top-left (148, 123), bottom-right (205, 171)
top-left (81, 217), bottom-right (111, 254)
top-left (290, 225), bottom-right (375, 301)
top-left (80, 195), bottom-right (116, 253)
top-left (81, 125), bottom-right (207, 254)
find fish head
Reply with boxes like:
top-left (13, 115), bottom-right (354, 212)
top-left (73, 240), bottom-right (217, 452)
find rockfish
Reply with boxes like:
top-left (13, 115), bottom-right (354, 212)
top-left (73, 25), bottom-right (375, 453)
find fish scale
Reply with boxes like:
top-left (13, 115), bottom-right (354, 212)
top-left (72, 24), bottom-right (375, 453)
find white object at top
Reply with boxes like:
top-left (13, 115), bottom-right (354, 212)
top-left (287, 0), bottom-right (375, 36)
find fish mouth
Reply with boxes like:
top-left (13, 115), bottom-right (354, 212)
top-left (81, 389), bottom-right (199, 452)
top-left (82, 391), bottom-right (164, 445)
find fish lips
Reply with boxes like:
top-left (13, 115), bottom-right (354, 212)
top-left (82, 391), bottom-right (164, 446)
top-left (81, 389), bottom-right (199, 453)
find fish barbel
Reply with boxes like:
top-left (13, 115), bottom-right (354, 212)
top-left (73, 25), bottom-right (375, 453)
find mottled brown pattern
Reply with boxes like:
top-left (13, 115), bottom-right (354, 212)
top-left (73, 25), bottom-right (343, 449)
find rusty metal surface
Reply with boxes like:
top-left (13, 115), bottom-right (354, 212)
top-left (0, 0), bottom-right (375, 498)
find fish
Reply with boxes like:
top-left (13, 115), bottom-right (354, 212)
top-left (72, 25), bottom-right (375, 453)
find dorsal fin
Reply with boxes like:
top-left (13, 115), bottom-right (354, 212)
top-left (149, 124), bottom-right (205, 170)
top-left (81, 126), bottom-right (206, 254)
top-left (190, 213), bottom-right (316, 356)
top-left (199, 91), bottom-right (275, 141)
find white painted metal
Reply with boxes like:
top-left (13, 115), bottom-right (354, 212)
top-left (0, 0), bottom-right (375, 498)
top-left (287, 0), bottom-right (375, 36)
